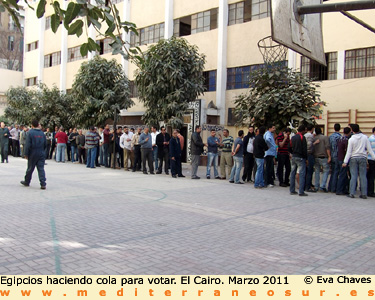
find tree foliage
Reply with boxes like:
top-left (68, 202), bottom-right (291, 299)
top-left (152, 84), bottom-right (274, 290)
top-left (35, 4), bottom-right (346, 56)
top-left (135, 37), bottom-right (206, 128)
top-left (234, 64), bottom-right (325, 130)
top-left (70, 55), bottom-right (133, 128)
top-left (1, 0), bottom-right (143, 64)
top-left (4, 84), bottom-right (72, 128)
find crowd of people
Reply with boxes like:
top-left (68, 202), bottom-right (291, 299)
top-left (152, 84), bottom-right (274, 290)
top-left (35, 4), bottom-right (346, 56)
top-left (1, 120), bottom-right (375, 198)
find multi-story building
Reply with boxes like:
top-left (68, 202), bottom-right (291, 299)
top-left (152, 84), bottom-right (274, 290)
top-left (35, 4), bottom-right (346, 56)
top-left (22, 0), bottom-right (375, 160)
top-left (0, 9), bottom-right (24, 115)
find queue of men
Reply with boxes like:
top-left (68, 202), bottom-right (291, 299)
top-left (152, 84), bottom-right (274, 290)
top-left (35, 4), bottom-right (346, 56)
top-left (1, 120), bottom-right (375, 199)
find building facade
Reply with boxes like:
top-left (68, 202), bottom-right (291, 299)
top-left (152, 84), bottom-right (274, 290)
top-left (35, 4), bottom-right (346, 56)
top-left (22, 0), bottom-right (375, 144)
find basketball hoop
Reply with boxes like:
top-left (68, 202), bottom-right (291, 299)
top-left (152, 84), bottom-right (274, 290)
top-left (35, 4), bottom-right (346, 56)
top-left (257, 36), bottom-right (289, 65)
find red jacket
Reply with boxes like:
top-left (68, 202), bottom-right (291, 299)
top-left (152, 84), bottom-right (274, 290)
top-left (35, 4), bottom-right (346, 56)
top-left (55, 131), bottom-right (68, 144)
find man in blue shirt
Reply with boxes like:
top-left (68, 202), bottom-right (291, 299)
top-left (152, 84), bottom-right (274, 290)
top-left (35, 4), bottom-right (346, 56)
top-left (264, 124), bottom-right (277, 187)
top-left (206, 129), bottom-right (221, 179)
top-left (20, 120), bottom-right (47, 189)
top-left (328, 123), bottom-right (342, 193)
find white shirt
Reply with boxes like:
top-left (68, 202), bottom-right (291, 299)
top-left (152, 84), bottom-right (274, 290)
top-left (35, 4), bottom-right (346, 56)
top-left (99, 132), bottom-right (104, 144)
top-left (247, 137), bottom-right (254, 153)
top-left (120, 131), bottom-right (134, 150)
top-left (151, 131), bottom-right (159, 146)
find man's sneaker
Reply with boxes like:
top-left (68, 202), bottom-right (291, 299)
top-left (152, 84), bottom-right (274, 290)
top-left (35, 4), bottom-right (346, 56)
top-left (299, 193), bottom-right (308, 196)
top-left (368, 194), bottom-right (375, 198)
top-left (178, 174), bottom-right (185, 177)
top-left (215, 176), bottom-right (221, 180)
top-left (307, 188), bottom-right (317, 193)
top-left (290, 191), bottom-right (298, 195)
top-left (229, 180), bottom-right (234, 183)
top-left (20, 181), bottom-right (29, 187)
top-left (280, 183), bottom-right (288, 187)
top-left (320, 188), bottom-right (328, 193)
top-left (41, 186), bottom-right (46, 190)
top-left (267, 184), bottom-right (274, 188)
top-left (172, 175), bottom-right (177, 178)
top-left (235, 182), bottom-right (244, 184)
top-left (143, 171), bottom-right (148, 174)
top-left (359, 195), bottom-right (367, 199)
top-left (191, 176), bottom-right (200, 179)
top-left (347, 194), bottom-right (355, 198)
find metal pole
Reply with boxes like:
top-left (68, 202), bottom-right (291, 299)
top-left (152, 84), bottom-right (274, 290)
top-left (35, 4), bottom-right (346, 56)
top-left (112, 109), bottom-right (117, 169)
top-left (340, 10), bottom-right (375, 34)
top-left (298, 0), bottom-right (375, 15)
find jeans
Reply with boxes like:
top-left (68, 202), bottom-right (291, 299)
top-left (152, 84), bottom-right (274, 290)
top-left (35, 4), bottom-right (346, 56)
top-left (349, 157), bottom-right (368, 196)
top-left (191, 155), bottom-right (200, 177)
top-left (336, 160), bottom-right (349, 194)
top-left (152, 146), bottom-right (158, 170)
top-left (305, 154), bottom-right (315, 190)
top-left (254, 158), bottom-right (265, 187)
top-left (242, 152), bottom-right (254, 181)
top-left (290, 157), bottom-right (306, 194)
top-left (229, 156), bottom-right (243, 183)
top-left (102, 143), bottom-right (109, 167)
top-left (314, 157), bottom-right (330, 189)
top-left (367, 160), bottom-right (375, 196)
top-left (264, 155), bottom-right (275, 185)
top-left (56, 143), bottom-right (66, 162)
top-left (71, 145), bottom-right (77, 162)
top-left (328, 157), bottom-right (340, 193)
top-left (206, 152), bottom-right (219, 177)
top-left (277, 153), bottom-right (291, 185)
top-left (99, 145), bottom-right (104, 165)
top-left (86, 147), bottom-right (97, 168)
top-left (220, 152), bottom-right (233, 178)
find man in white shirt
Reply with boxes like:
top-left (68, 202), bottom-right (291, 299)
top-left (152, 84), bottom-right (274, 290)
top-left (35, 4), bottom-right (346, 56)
top-left (343, 124), bottom-right (375, 199)
top-left (151, 126), bottom-right (159, 171)
top-left (120, 126), bottom-right (134, 171)
top-left (98, 126), bottom-right (104, 166)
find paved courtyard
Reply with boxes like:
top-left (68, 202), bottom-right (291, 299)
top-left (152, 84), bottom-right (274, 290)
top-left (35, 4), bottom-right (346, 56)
top-left (0, 157), bottom-right (374, 275)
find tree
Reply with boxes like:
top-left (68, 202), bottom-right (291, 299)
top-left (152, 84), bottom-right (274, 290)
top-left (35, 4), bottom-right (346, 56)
top-left (4, 84), bottom-right (73, 128)
top-left (233, 64), bottom-right (325, 130)
top-left (1, 0), bottom-right (142, 63)
top-left (70, 55), bottom-right (133, 128)
top-left (135, 37), bottom-right (206, 128)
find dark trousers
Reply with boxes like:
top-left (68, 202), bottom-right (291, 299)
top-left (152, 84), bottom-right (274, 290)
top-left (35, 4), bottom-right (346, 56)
top-left (12, 139), bottom-right (20, 157)
top-left (305, 154), bottom-right (315, 190)
top-left (141, 148), bottom-right (154, 173)
top-left (367, 160), bottom-right (375, 196)
top-left (328, 157), bottom-right (340, 193)
top-left (336, 160), bottom-right (349, 194)
top-left (277, 153), bottom-right (291, 185)
top-left (1, 143), bottom-right (9, 162)
top-left (102, 143), bottom-right (109, 167)
top-left (49, 142), bottom-right (56, 159)
top-left (133, 145), bottom-right (142, 171)
top-left (78, 147), bottom-right (86, 164)
top-left (119, 148), bottom-right (124, 168)
top-left (67, 143), bottom-right (71, 161)
top-left (24, 152), bottom-right (46, 186)
top-left (158, 147), bottom-right (169, 173)
top-left (264, 155), bottom-right (275, 185)
top-left (45, 143), bottom-right (51, 159)
top-left (95, 145), bottom-right (100, 166)
top-left (242, 152), bottom-right (254, 181)
top-left (171, 156), bottom-right (182, 176)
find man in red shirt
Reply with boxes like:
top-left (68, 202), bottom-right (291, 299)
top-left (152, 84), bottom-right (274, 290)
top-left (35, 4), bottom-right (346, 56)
top-left (55, 127), bottom-right (68, 163)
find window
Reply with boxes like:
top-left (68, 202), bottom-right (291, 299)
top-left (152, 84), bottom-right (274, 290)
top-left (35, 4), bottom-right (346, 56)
top-left (8, 15), bottom-right (16, 31)
top-left (203, 70), bottom-right (217, 92)
top-left (174, 8), bottom-right (218, 37)
top-left (68, 45), bottom-right (87, 62)
top-left (97, 37), bottom-right (112, 55)
top-left (227, 64), bottom-right (265, 90)
top-left (25, 77), bottom-right (38, 86)
top-left (27, 41), bottom-right (38, 52)
top-left (129, 81), bottom-right (138, 98)
top-left (251, 0), bottom-right (270, 20)
top-left (130, 22), bottom-right (164, 47)
top-left (45, 16), bottom-right (51, 30)
top-left (227, 108), bottom-right (240, 126)
top-left (44, 51), bottom-right (61, 68)
top-left (345, 47), bottom-right (375, 79)
top-left (8, 36), bottom-right (14, 51)
top-left (301, 52), bottom-right (337, 81)
top-left (228, 1), bottom-right (251, 25)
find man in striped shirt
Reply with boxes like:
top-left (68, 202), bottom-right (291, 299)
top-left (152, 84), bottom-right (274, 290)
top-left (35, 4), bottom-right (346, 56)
top-left (219, 129), bottom-right (234, 180)
top-left (85, 126), bottom-right (100, 169)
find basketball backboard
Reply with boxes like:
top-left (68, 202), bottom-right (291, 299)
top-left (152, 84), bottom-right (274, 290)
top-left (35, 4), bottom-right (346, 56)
top-left (271, 0), bottom-right (326, 65)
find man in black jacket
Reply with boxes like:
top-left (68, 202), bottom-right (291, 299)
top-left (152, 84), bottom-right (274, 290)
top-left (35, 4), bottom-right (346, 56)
top-left (169, 130), bottom-right (184, 178)
top-left (21, 120), bottom-right (47, 189)
top-left (289, 125), bottom-right (308, 196)
top-left (242, 126), bottom-right (255, 182)
top-left (253, 126), bottom-right (268, 188)
top-left (156, 126), bottom-right (171, 175)
top-left (190, 125), bottom-right (207, 179)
